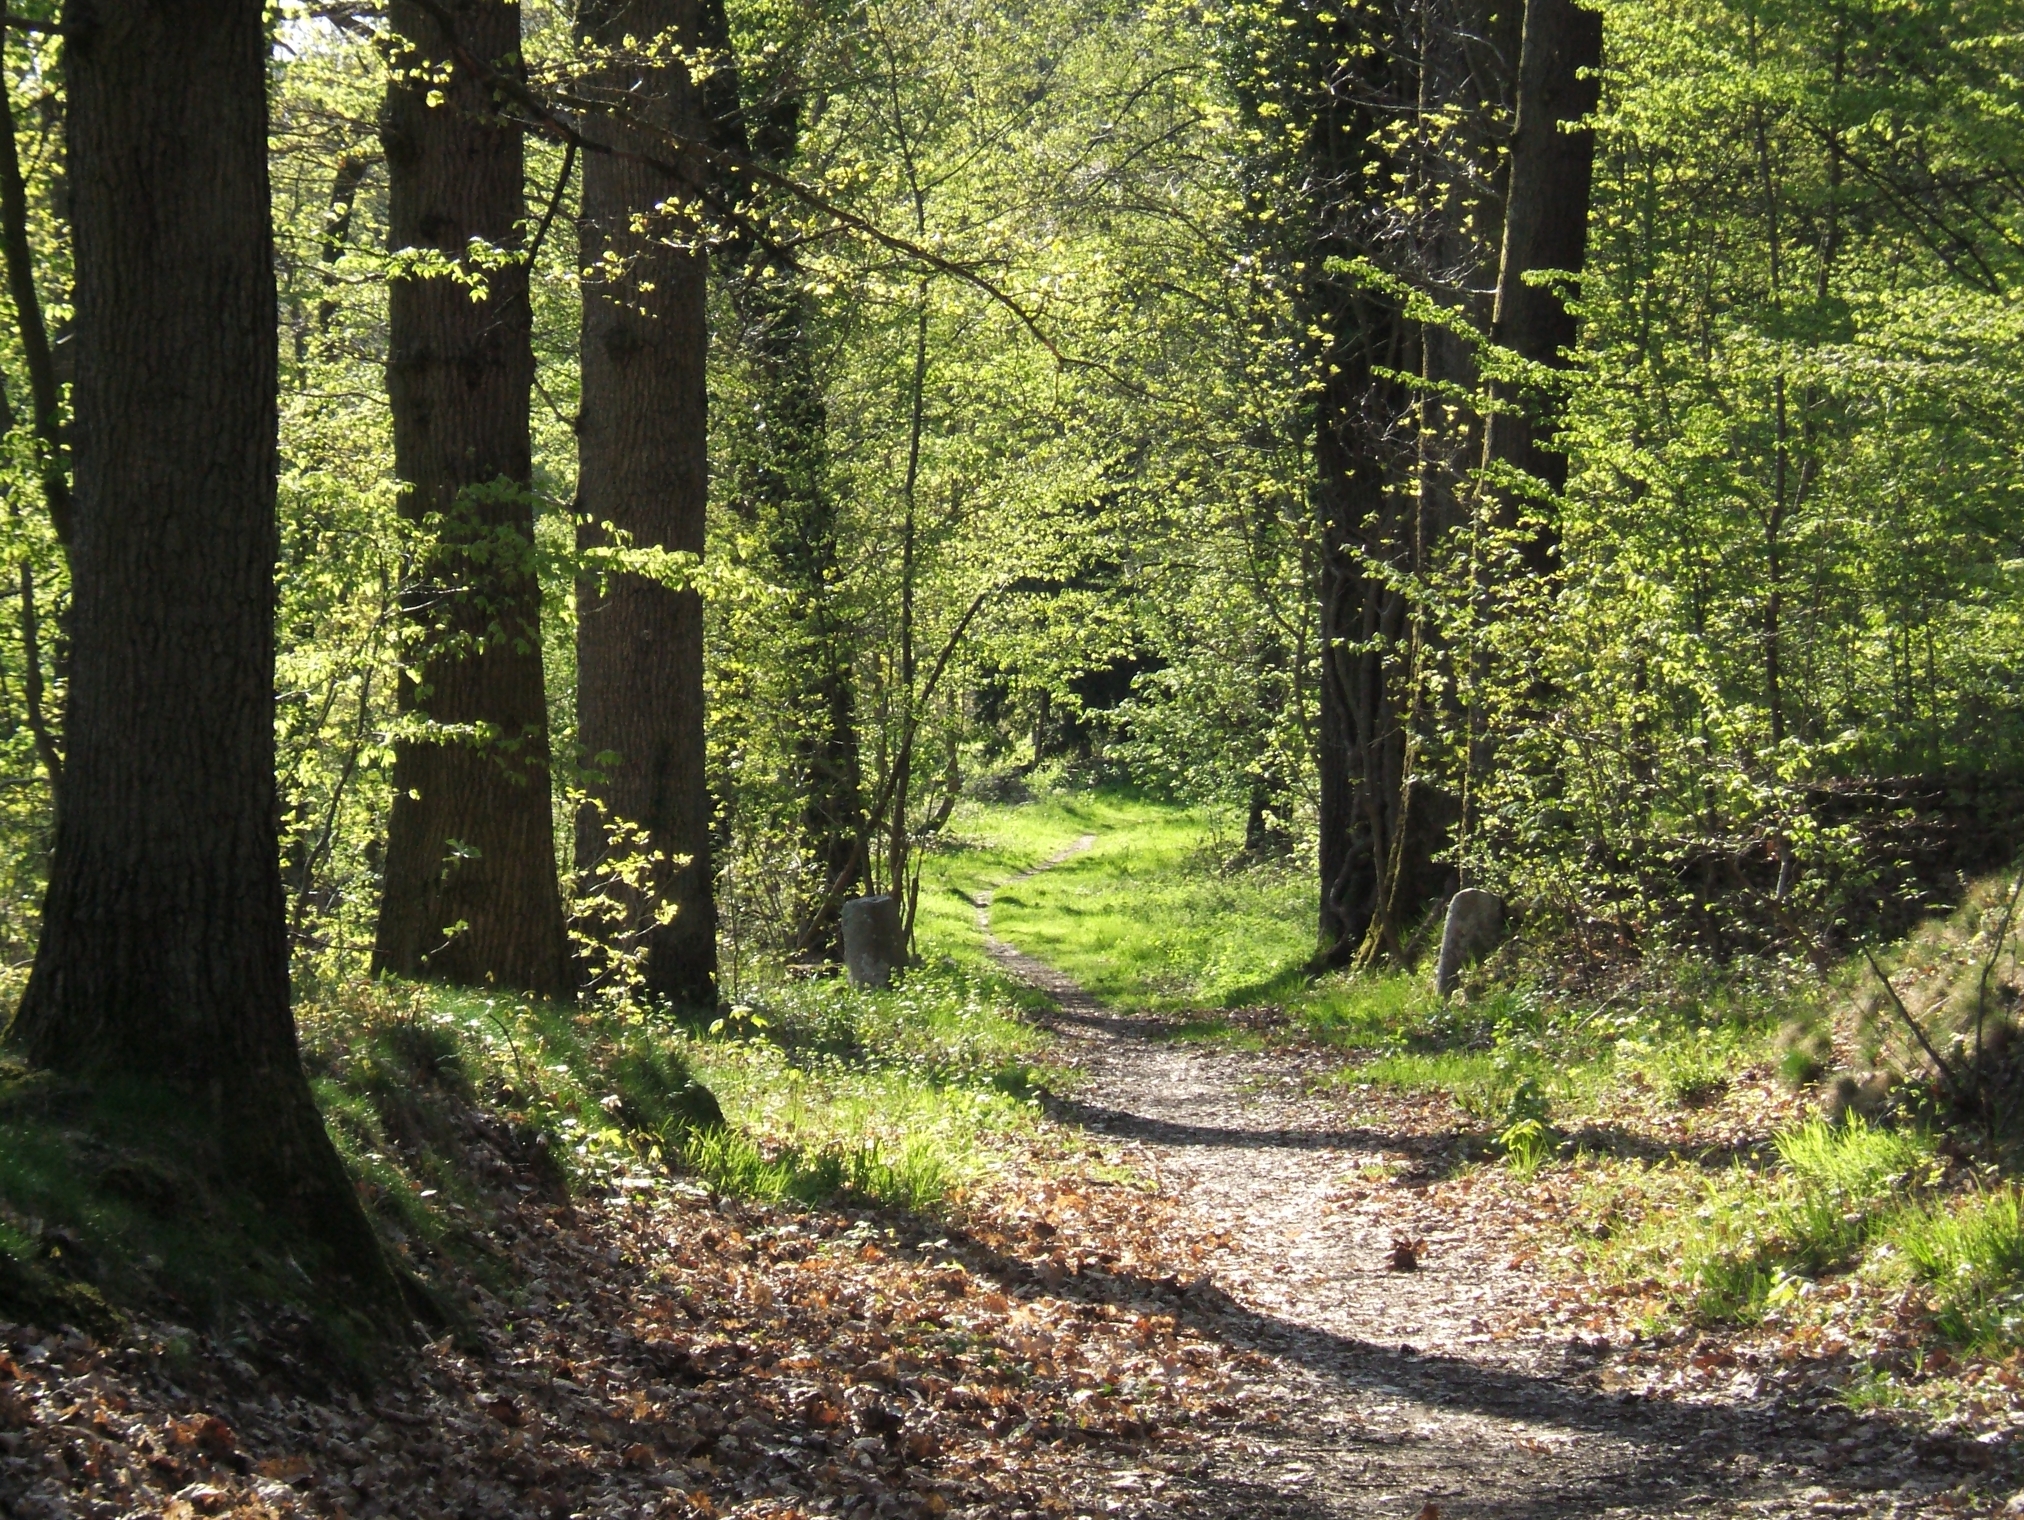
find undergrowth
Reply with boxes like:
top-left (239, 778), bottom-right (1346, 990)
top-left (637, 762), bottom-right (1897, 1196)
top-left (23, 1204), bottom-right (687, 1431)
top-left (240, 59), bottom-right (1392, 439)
top-left (0, 955), bottom-right (1049, 1358)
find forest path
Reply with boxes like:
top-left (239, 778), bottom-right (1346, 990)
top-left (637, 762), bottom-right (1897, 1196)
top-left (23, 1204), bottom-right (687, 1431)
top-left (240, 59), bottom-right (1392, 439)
top-left (973, 842), bottom-right (1926, 1520)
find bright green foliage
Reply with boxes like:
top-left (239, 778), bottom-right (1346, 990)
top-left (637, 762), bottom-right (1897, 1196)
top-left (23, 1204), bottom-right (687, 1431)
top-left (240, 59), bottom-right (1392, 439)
top-left (1599, 1116), bottom-right (1941, 1323)
top-left (1897, 1189), bottom-right (2024, 1349)
top-left (1469, 0), bottom-right (2024, 936)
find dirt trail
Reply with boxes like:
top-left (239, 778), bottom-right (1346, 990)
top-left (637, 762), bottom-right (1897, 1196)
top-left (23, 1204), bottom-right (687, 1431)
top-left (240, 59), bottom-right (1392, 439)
top-left (975, 840), bottom-right (1968, 1520)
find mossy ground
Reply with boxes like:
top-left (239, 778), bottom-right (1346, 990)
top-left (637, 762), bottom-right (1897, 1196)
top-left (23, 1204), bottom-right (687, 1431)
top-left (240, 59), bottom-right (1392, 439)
top-left (0, 947), bottom-right (1051, 1372)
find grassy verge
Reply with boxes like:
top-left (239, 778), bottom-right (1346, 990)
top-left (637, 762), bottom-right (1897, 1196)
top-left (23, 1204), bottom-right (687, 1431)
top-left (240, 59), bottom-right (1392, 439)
top-left (685, 961), bottom-right (1050, 1207)
top-left (0, 954), bottom-right (1052, 1353)
top-left (1577, 1116), bottom-right (2024, 1364)
top-left (948, 784), bottom-right (2024, 1383)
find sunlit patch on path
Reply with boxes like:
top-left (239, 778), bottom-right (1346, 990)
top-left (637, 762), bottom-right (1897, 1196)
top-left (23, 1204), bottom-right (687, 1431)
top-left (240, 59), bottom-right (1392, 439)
top-left (979, 839), bottom-right (1973, 1519)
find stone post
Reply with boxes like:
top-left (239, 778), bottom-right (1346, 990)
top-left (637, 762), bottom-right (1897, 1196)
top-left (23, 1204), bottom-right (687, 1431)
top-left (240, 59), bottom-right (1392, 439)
top-left (841, 894), bottom-right (903, 989)
top-left (1435, 889), bottom-right (1506, 997)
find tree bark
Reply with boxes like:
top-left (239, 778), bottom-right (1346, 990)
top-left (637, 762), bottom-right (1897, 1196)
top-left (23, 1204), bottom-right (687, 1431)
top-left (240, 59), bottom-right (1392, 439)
top-left (699, 9), bottom-right (864, 960)
top-left (374, 0), bottom-right (571, 995)
top-left (1308, 0), bottom-right (1460, 967)
top-left (1480, 0), bottom-right (1602, 541)
top-left (8, 0), bottom-right (394, 1305)
top-left (1461, 0), bottom-right (1600, 851)
top-left (573, 0), bottom-right (719, 1007)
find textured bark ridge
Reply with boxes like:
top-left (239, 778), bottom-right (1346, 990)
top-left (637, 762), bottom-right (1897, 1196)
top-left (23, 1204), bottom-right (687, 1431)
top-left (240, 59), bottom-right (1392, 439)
top-left (573, 0), bottom-right (719, 1009)
top-left (1481, 0), bottom-right (1604, 515)
top-left (375, 0), bottom-right (571, 995)
top-left (9, 0), bottom-right (391, 1298)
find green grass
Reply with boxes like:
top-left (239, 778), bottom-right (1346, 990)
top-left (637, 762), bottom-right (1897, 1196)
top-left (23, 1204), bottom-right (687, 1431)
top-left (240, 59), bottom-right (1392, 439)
top-left (1894, 1188), bottom-right (2024, 1349)
top-left (943, 790), bottom-right (1319, 1012)
top-left (931, 788), bottom-right (1517, 1053)
top-left (688, 961), bottom-right (1049, 1207)
top-left (913, 791), bottom-right (1156, 965)
top-left (0, 957), bottom-right (1052, 1350)
top-left (1594, 1116), bottom-right (1945, 1325)
top-left (1588, 1114), bottom-right (2024, 1354)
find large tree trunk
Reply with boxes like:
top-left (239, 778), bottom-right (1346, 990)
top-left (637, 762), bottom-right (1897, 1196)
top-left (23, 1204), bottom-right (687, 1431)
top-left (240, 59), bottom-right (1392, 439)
top-left (573, 0), bottom-right (719, 1008)
top-left (1480, 0), bottom-right (1603, 538)
top-left (1308, 0), bottom-right (1460, 967)
top-left (374, 0), bottom-right (571, 995)
top-left (8, 0), bottom-right (394, 1303)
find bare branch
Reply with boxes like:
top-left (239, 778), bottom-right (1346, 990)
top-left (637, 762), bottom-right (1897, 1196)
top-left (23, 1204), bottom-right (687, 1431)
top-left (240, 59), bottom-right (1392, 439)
top-left (1865, 948), bottom-right (1961, 1091)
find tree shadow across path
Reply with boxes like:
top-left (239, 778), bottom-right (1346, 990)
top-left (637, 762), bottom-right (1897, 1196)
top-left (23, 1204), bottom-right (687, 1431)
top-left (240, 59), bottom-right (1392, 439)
top-left (972, 851), bottom-right (2004, 1519)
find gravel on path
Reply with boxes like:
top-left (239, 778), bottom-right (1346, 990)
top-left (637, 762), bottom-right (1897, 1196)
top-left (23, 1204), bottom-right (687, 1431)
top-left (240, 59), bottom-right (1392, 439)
top-left (973, 838), bottom-right (2006, 1520)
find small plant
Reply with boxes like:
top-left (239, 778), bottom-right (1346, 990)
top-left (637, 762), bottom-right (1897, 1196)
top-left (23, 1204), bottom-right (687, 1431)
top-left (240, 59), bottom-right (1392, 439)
top-left (1498, 1116), bottom-right (1550, 1175)
top-left (1895, 1188), bottom-right (2024, 1350)
top-left (1650, 1046), bottom-right (1730, 1108)
top-left (1777, 1013), bottom-right (1834, 1086)
top-left (1502, 1071), bottom-right (1552, 1129)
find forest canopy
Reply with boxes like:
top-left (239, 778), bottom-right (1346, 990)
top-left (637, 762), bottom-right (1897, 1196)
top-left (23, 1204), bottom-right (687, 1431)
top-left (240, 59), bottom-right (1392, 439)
top-left (0, 0), bottom-right (2008, 1013)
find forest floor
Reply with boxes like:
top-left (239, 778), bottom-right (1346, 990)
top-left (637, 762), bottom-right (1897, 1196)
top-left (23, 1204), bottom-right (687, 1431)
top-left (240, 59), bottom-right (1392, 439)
top-left (7, 803), bottom-right (2024, 1518)
top-left (966, 834), bottom-right (2024, 1518)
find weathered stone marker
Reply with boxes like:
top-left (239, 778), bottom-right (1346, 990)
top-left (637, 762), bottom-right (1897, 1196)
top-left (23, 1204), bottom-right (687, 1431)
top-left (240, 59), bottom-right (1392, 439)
top-left (841, 893), bottom-right (904, 989)
top-left (1435, 888), bottom-right (1505, 998)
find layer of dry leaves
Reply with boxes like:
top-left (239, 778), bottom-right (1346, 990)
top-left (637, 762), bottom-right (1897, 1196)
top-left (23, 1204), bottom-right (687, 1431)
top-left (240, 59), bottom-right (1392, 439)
top-left (0, 1121), bottom-right (1282, 1520)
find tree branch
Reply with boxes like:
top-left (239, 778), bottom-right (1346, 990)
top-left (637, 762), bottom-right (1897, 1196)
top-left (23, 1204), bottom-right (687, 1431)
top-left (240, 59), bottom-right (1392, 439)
top-left (1865, 948), bottom-right (1961, 1091)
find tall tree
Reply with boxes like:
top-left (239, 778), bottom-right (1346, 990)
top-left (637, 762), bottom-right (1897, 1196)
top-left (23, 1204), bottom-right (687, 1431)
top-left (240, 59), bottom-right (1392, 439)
top-left (705, 6), bottom-right (865, 960)
top-left (1301, 0), bottom-right (1459, 966)
top-left (573, 0), bottom-right (720, 1007)
top-left (374, 0), bottom-right (571, 994)
top-left (1479, 0), bottom-right (1603, 551)
top-left (1457, 0), bottom-right (1600, 855)
top-left (6, 0), bottom-right (394, 1300)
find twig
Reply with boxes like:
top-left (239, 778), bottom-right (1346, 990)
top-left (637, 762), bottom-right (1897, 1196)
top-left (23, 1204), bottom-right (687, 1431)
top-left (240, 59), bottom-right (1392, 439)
top-left (1974, 869), bottom-right (2024, 1065)
top-left (525, 138), bottom-right (576, 272)
top-left (1864, 947), bottom-right (1961, 1092)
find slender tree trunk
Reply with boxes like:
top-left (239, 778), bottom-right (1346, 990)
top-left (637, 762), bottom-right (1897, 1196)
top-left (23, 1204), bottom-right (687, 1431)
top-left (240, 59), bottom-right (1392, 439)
top-left (699, 14), bottom-right (864, 959)
top-left (8, 0), bottom-right (394, 1305)
top-left (0, 25), bottom-right (70, 551)
top-left (1463, 0), bottom-right (1601, 853)
top-left (374, 0), bottom-right (571, 995)
top-left (0, 381), bottom-right (57, 794)
top-left (885, 283), bottom-right (928, 912)
top-left (756, 293), bottom-right (862, 960)
top-left (1754, 104), bottom-right (1787, 749)
top-left (313, 152), bottom-right (376, 338)
top-left (573, 0), bottom-right (719, 1008)
top-left (1479, 0), bottom-right (1603, 534)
